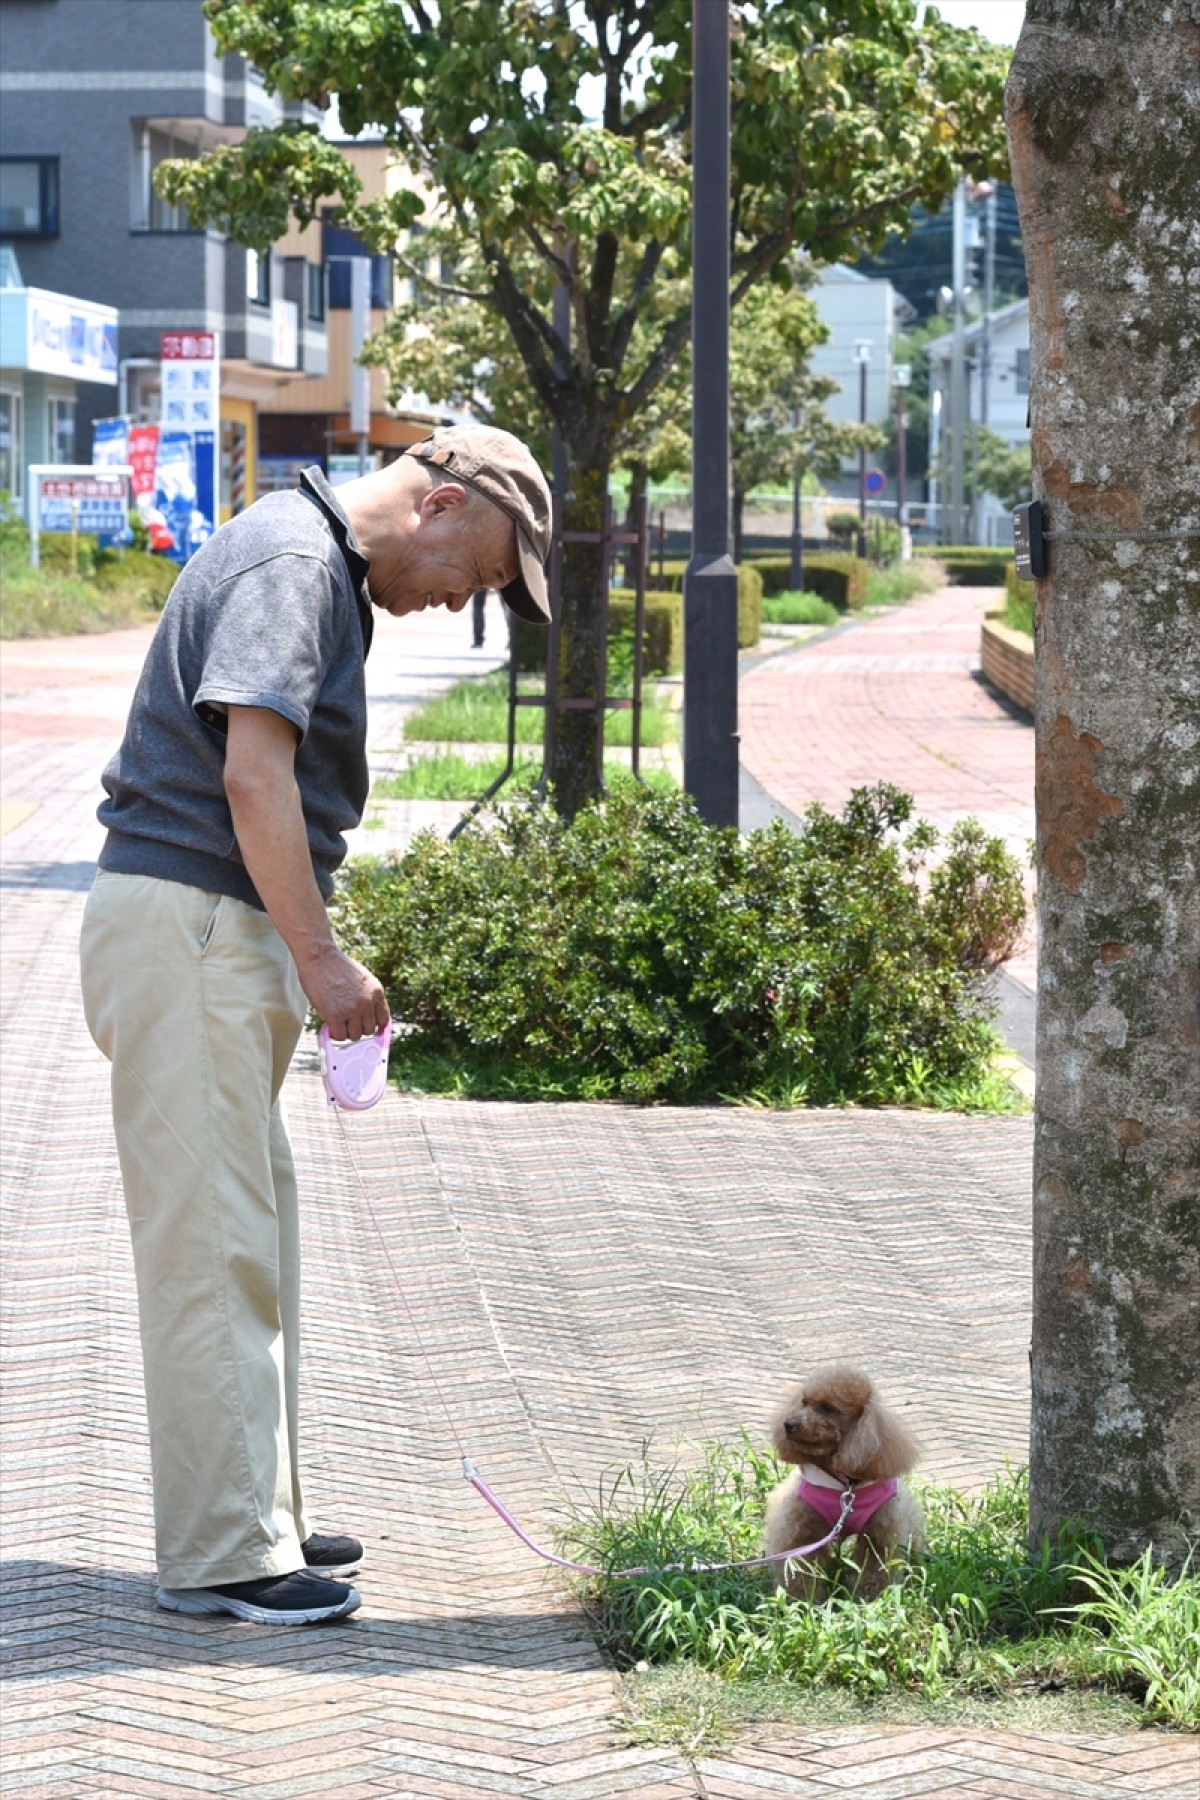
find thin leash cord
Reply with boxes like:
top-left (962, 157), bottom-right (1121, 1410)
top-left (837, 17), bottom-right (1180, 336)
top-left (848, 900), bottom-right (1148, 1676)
top-left (331, 1100), bottom-right (854, 1580)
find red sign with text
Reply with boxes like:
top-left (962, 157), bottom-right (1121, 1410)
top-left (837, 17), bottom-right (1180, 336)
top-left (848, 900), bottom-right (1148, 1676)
top-left (160, 332), bottom-right (216, 361)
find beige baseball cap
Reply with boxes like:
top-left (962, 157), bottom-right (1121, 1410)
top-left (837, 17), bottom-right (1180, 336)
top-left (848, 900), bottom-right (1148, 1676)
top-left (405, 425), bottom-right (553, 624)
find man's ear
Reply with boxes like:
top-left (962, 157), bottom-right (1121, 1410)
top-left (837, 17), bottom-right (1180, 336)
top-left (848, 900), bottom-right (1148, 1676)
top-left (419, 481), bottom-right (470, 521)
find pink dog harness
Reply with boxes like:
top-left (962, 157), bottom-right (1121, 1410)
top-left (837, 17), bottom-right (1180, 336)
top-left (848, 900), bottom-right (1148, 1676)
top-left (798, 1468), bottom-right (898, 1536)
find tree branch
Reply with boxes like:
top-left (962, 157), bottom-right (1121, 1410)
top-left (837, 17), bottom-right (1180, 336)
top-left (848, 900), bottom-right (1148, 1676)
top-left (608, 238), bottom-right (664, 370)
top-left (619, 305), bottom-right (692, 422)
top-left (397, 252), bottom-right (491, 305)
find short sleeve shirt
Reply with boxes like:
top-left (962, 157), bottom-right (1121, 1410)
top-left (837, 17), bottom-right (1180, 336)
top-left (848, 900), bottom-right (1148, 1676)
top-left (98, 470), bottom-right (372, 909)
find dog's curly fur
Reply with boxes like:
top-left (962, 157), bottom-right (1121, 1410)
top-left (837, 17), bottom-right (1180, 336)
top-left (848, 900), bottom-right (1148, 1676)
top-left (762, 1363), bottom-right (924, 1600)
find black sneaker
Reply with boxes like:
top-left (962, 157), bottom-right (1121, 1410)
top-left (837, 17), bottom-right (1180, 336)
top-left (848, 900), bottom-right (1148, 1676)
top-left (302, 1532), bottom-right (364, 1579)
top-left (157, 1571), bottom-right (360, 1625)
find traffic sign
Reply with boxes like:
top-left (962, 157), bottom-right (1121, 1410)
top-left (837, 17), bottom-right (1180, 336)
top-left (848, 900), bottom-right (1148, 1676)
top-left (864, 468), bottom-right (886, 497)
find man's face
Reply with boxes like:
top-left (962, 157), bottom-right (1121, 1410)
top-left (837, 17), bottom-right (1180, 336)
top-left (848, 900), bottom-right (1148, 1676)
top-left (374, 483), bottom-right (519, 618)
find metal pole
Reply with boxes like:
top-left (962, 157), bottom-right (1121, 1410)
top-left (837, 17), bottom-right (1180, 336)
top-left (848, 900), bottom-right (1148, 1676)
top-left (949, 177), bottom-right (968, 545)
top-left (854, 339), bottom-right (870, 560)
top-left (894, 365), bottom-right (910, 559)
top-left (981, 186), bottom-right (996, 429)
top-left (349, 257), bottom-right (371, 477)
top-left (789, 413), bottom-right (803, 590)
top-left (683, 0), bottom-right (738, 828)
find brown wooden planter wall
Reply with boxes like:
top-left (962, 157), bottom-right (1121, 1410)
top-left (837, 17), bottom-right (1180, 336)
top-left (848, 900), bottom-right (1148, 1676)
top-left (980, 615), bottom-right (1035, 716)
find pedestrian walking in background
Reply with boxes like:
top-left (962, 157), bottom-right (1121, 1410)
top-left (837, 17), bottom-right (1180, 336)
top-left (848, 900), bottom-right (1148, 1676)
top-left (471, 586), bottom-right (488, 646)
top-left (79, 426), bottom-right (552, 1625)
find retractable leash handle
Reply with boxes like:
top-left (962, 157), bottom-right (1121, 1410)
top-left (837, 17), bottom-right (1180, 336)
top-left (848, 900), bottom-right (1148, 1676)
top-left (319, 1021), bottom-right (394, 1111)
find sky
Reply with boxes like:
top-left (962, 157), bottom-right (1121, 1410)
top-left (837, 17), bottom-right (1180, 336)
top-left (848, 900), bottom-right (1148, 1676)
top-left (919, 2), bottom-right (1027, 43)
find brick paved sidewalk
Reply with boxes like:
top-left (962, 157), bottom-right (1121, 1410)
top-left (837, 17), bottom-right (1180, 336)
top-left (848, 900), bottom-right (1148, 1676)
top-left (3, 611), bottom-right (1193, 1798)
top-left (739, 587), bottom-right (1038, 998)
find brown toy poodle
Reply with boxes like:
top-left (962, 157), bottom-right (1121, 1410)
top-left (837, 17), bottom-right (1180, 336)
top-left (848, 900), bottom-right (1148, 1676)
top-left (762, 1363), bottom-right (924, 1600)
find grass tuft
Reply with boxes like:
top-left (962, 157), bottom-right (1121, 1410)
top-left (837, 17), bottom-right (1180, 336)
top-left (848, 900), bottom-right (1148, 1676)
top-left (556, 1447), bottom-right (1199, 1745)
top-left (403, 669), bottom-right (676, 748)
top-left (375, 752), bottom-right (677, 803)
top-left (762, 590), bottom-right (839, 627)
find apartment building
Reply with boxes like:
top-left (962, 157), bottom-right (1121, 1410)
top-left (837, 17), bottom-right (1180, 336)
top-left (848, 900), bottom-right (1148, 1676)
top-left (0, 0), bottom-right (328, 517)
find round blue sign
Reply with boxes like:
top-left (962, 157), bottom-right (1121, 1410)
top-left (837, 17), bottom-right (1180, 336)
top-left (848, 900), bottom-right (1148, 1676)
top-left (864, 469), bottom-right (886, 497)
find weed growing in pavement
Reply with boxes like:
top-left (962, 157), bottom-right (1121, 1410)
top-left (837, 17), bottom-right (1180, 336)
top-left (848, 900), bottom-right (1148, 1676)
top-left (403, 668), bottom-right (676, 748)
top-left (333, 782), bottom-right (1026, 1108)
top-left (865, 557), bottom-right (943, 609)
top-left (557, 1448), bottom-right (1199, 1746)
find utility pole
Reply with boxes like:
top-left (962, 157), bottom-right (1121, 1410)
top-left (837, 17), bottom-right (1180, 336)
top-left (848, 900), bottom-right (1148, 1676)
top-left (854, 339), bottom-right (871, 559)
top-left (683, 0), bottom-right (738, 828)
top-left (894, 362), bottom-right (911, 559)
top-left (980, 185), bottom-right (997, 428)
top-left (949, 176), bottom-right (968, 544)
top-left (349, 255), bottom-right (370, 478)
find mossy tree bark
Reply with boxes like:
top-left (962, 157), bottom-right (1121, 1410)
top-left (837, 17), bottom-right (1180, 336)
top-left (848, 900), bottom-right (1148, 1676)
top-left (1006, 0), bottom-right (1200, 1563)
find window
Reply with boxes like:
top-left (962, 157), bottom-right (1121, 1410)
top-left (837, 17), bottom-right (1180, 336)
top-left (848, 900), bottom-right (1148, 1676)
top-left (0, 388), bottom-right (24, 503)
top-left (247, 248), bottom-right (271, 307)
top-left (48, 396), bottom-right (76, 465)
top-left (306, 260), bottom-right (325, 321)
top-left (0, 157), bottom-right (59, 238)
top-left (132, 125), bottom-right (199, 231)
top-left (1015, 349), bottom-right (1030, 398)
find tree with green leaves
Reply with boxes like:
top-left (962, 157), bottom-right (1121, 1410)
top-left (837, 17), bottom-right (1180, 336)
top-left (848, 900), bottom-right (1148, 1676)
top-left (161, 0), bottom-right (1009, 817)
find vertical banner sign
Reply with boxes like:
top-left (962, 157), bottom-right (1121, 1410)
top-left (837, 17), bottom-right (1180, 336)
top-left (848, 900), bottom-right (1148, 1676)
top-left (127, 424), bottom-right (161, 526)
top-left (160, 330), bottom-right (220, 560)
top-left (92, 417), bottom-right (134, 547)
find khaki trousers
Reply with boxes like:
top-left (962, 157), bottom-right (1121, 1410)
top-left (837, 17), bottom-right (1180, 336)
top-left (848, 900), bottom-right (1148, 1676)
top-left (80, 871), bottom-right (310, 1588)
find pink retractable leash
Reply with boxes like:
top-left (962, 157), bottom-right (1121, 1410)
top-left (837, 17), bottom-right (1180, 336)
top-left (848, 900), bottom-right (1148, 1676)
top-left (322, 1034), bottom-right (855, 1579)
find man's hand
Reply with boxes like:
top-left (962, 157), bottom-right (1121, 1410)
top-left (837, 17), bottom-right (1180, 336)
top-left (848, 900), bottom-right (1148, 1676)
top-left (299, 943), bottom-right (389, 1044)
top-left (224, 706), bottom-right (391, 1042)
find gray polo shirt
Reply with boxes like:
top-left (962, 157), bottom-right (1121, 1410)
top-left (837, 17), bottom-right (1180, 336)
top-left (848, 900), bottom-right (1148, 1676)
top-left (98, 469), bottom-right (372, 909)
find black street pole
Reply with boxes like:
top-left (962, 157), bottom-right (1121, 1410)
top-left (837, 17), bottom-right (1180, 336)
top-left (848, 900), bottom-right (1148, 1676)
top-left (683, 0), bottom-right (739, 829)
top-left (789, 410), bottom-right (803, 591)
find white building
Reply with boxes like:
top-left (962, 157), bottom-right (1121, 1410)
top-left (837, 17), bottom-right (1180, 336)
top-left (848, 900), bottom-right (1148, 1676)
top-left (809, 264), bottom-right (899, 433)
top-left (927, 297), bottom-right (1031, 542)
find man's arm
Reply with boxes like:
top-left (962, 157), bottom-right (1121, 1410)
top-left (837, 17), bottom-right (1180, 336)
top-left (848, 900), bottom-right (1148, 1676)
top-left (223, 705), bottom-right (388, 1042)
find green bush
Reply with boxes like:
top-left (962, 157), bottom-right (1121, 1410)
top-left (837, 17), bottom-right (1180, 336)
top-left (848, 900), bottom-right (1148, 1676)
top-left (937, 547), bottom-right (1011, 586)
top-left (0, 535), bottom-right (177, 638)
top-left (332, 782), bottom-right (1025, 1107)
top-left (750, 553), bottom-right (870, 612)
top-left (825, 509), bottom-right (862, 543)
top-left (1003, 561), bottom-right (1035, 636)
top-left (762, 590), bottom-right (838, 627)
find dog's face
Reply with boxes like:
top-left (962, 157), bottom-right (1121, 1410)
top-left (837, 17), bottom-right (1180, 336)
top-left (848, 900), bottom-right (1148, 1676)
top-left (768, 1364), bottom-right (919, 1480)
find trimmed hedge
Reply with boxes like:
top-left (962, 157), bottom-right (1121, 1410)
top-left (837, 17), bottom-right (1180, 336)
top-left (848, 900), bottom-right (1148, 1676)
top-left (639, 559), bottom-right (763, 649)
top-left (749, 552), bottom-right (870, 611)
top-left (517, 563), bottom-right (762, 674)
top-left (515, 589), bottom-right (682, 675)
top-left (938, 547), bottom-right (1011, 586)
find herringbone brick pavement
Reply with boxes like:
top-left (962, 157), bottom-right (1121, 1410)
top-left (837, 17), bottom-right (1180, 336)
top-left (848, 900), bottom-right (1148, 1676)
top-left (2, 610), bottom-right (1193, 1796)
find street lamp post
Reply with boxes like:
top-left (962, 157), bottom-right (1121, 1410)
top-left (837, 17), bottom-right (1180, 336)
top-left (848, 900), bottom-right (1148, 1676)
top-left (854, 339), bottom-right (871, 560)
top-left (683, 0), bottom-right (739, 828)
top-left (893, 361), bottom-right (911, 560)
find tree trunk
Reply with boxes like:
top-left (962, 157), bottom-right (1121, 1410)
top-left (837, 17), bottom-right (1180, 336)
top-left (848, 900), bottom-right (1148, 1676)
top-left (546, 454), bottom-right (610, 820)
top-left (1006, 1), bottom-right (1200, 1565)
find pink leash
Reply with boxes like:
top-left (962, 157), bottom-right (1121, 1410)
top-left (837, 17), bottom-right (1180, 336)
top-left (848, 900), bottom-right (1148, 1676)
top-left (324, 1060), bottom-right (855, 1580)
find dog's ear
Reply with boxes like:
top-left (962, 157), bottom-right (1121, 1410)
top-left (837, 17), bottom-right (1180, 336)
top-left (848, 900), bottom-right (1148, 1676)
top-left (834, 1394), bottom-right (920, 1479)
top-left (830, 1402), bottom-right (882, 1478)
